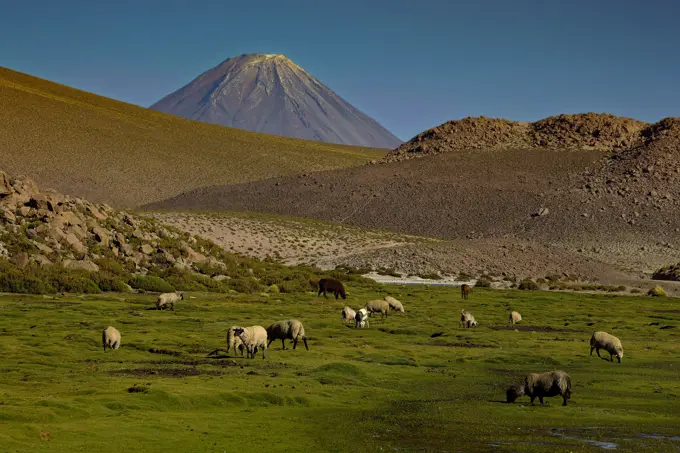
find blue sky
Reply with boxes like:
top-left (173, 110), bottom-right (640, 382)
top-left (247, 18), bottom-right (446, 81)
top-left (1, 0), bottom-right (679, 141)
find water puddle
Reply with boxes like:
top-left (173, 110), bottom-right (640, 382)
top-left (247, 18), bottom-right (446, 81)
top-left (550, 429), bottom-right (618, 450)
top-left (638, 433), bottom-right (680, 441)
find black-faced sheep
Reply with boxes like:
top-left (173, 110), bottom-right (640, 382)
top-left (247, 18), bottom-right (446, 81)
top-left (460, 309), bottom-right (478, 328)
top-left (102, 326), bottom-right (121, 351)
top-left (226, 326), bottom-right (245, 357)
top-left (590, 331), bottom-right (624, 363)
top-left (509, 311), bottom-right (522, 324)
top-left (384, 296), bottom-right (404, 313)
top-left (233, 326), bottom-right (268, 359)
top-left (318, 278), bottom-right (346, 300)
top-left (156, 291), bottom-right (184, 311)
top-left (461, 284), bottom-right (473, 299)
top-left (506, 370), bottom-right (572, 406)
top-left (266, 319), bottom-right (309, 350)
top-left (342, 306), bottom-right (357, 325)
top-left (365, 300), bottom-right (390, 321)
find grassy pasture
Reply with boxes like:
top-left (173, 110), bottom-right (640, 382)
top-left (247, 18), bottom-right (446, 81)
top-left (0, 287), bottom-right (678, 452)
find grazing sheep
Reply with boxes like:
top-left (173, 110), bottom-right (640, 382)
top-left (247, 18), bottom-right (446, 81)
top-left (365, 299), bottom-right (390, 321)
top-left (342, 306), bottom-right (357, 325)
top-left (459, 309), bottom-right (478, 328)
top-left (384, 296), bottom-right (405, 313)
top-left (355, 308), bottom-right (370, 328)
top-left (506, 370), bottom-right (572, 406)
top-left (233, 326), bottom-right (268, 359)
top-left (266, 319), bottom-right (309, 350)
top-left (461, 284), bottom-right (473, 300)
top-left (590, 331), bottom-right (624, 363)
top-left (156, 291), bottom-right (184, 311)
top-left (318, 278), bottom-right (346, 300)
top-left (102, 326), bottom-right (121, 351)
top-left (509, 311), bottom-right (522, 324)
top-left (226, 326), bottom-right (245, 357)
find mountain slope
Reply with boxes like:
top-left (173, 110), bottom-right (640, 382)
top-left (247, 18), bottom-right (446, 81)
top-left (0, 67), bottom-right (386, 208)
top-left (151, 54), bottom-right (402, 148)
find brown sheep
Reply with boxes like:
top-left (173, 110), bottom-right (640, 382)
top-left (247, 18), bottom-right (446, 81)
top-left (461, 284), bottom-right (473, 300)
top-left (318, 278), bottom-right (346, 300)
top-left (506, 370), bottom-right (572, 406)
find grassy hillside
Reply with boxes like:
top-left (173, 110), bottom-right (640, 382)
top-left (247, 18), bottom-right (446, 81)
top-left (0, 67), bottom-right (386, 208)
top-left (1, 287), bottom-right (678, 452)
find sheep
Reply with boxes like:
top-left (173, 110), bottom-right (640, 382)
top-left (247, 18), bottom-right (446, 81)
top-left (341, 306), bottom-right (357, 325)
top-left (226, 326), bottom-right (246, 357)
top-left (156, 291), bottom-right (184, 311)
top-left (266, 319), bottom-right (309, 350)
top-left (384, 296), bottom-right (404, 313)
top-left (459, 309), bottom-right (478, 328)
top-left (509, 311), bottom-right (522, 324)
top-left (318, 278), bottom-right (346, 300)
top-left (102, 326), bottom-right (121, 351)
top-left (590, 331), bottom-right (624, 363)
top-left (365, 299), bottom-right (390, 321)
top-left (461, 284), bottom-right (473, 300)
top-left (233, 326), bottom-right (268, 359)
top-left (355, 308), bottom-right (370, 328)
top-left (506, 370), bottom-right (572, 406)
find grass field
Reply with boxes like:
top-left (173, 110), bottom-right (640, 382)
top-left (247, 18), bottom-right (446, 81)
top-left (0, 67), bottom-right (386, 207)
top-left (1, 287), bottom-right (679, 452)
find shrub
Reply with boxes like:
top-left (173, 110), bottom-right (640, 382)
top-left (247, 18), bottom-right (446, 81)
top-left (475, 278), bottom-right (491, 288)
top-left (129, 275), bottom-right (175, 293)
top-left (227, 277), bottom-right (262, 294)
top-left (630, 288), bottom-right (641, 294)
top-left (652, 263), bottom-right (680, 281)
top-left (418, 272), bottom-right (442, 280)
top-left (648, 286), bottom-right (667, 297)
top-left (518, 280), bottom-right (539, 291)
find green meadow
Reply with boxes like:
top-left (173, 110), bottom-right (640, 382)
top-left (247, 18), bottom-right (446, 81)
top-left (0, 287), bottom-right (678, 452)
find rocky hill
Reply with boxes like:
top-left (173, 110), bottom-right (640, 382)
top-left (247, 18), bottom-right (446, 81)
top-left (151, 54), bottom-right (402, 148)
top-left (0, 66), bottom-right (385, 208)
top-left (0, 169), bottom-right (352, 295)
top-left (381, 113), bottom-right (650, 163)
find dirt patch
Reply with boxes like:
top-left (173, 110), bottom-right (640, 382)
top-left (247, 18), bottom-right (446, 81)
top-left (110, 367), bottom-right (222, 378)
top-left (148, 347), bottom-right (182, 357)
top-left (488, 325), bottom-right (581, 333)
top-left (430, 342), bottom-right (499, 349)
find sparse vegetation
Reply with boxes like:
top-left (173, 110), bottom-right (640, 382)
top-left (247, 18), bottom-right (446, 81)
top-left (648, 285), bottom-right (668, 297)
top-left (518, 279), bottom-right (540, 291)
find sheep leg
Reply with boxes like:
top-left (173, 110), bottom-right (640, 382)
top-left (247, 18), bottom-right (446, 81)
top-left (267, 339), bottom-right (273, 348)
top-left (262, 347), bottom-right (266, 360)
top-left (590, 346), bottom-right (594, 356)
top-left (609, 353), bottom-right (614, 362)
top-left (293, 338), bottom-right (297, 350)
top-left (617, 355), bottom-right (621, 364)
top-left (562, 395), bottom-right (568, 406)
top-left (281, 339), bottom-right (286, 350)
top-left (530, 396), bottom-right (535, 405)
top-left (112, 341), bottom-right (119, 350)
top-left (595, 348), bottom-right (602, 358)
top-left (302, 337), bottom-right (309, 351)
top-left (538, 396), bottom-right (544, 405)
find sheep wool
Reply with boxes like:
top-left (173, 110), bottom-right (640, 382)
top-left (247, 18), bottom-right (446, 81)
top-left (365, 300), bottom-right (390, 320)
top-left (266, 319), bottom-right (309, 351)
top-left (102, 326), bottom-right (121, 351)
top-left (234, 326), bottom-right (268, 359)
top-left (506, 370), bottom-right (572, 406)
top-left (156, 292), bottom-right (183, 311)
top-left (509, 311), bottom-right (522, 324)
top-left (460, 310), bottom-right (478, 328)
top-left (590, 331), bottom-right (624, 363)
top-left (342, 306), bottom-right (357, 325)
top-left (226, 326), bottom-right (245, 357)
top-left (384, 296), bottom-right (405, 313)
top-left (355, 308), bottom-right (370, 328)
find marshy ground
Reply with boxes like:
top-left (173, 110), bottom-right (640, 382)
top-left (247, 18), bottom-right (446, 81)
top-left (0, 288), bottom-right (678, 452)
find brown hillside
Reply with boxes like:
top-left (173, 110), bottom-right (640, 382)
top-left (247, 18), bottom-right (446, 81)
top-left (0, 67), bottom-right (386, 208)
top-left (381, 113), bottom-right (649, 163)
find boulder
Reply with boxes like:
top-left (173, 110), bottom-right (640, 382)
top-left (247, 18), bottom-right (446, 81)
top-left (31, 254), bottom-right (52, 266)
top-left (32, 241), bottom-right (54, 255)
top-left (0, 171), bottom-right (14, 196)
top-left (140, 244), bottom-right (154, 255)
top-left (92, 227), bottom-right (109, 247)
top-left (1, 207), bottom-right (16, 223)
top-left (64, 233), bottom-right (87, 254)
top-left (14, 252), bottom-right (30, 268)
top-left (63, 259), bottom-right (99, 272)
top-left (86, 204), bottom-right (107, 221)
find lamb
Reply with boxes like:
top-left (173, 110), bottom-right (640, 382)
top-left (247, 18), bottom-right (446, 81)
top-left (156, 291), bottom-right (184, 311)
top-left (318, 278), bottom-right (346, 300)
top-left (506, 370), bottom-right (572, 406)
top-left (341, 306), bottom-right (357, 325)
top-left (102, 326), bottom-right (121, 351)
top-left (233, 326), bottom-right (268, 359)
top-left (459, 309), bottom-right (478, 328)
top-left (509, 311), bottom-right (522, 324)
top-left (226, 326), bottom-right (246, 357)
top-left (590, 331), bottom-right (624, 363)
top-left (355, 308), bottom-right (370, 328)
top-left (384, 296), bottom-right (404, 313)
top-left (266, 319), bottom-right (309, 350)
top-left (365, 299), bottom-right (390, 321)
top-left (461, 284), bottom-right (473, 300)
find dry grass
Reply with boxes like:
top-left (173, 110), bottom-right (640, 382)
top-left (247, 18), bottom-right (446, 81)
top-left (0, 67), bottom-right (386, 208)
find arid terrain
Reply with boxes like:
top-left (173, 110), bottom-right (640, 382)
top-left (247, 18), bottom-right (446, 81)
top-left (0, 67), bottom-right (385, 208)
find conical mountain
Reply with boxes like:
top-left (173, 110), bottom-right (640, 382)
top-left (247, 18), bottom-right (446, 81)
top-left (150, 54), bottom-right (402, 148)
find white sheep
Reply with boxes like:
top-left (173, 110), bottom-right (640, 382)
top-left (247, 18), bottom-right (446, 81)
top-left (156, 291), bottom-right (184, 311)
top-left (341, 306), bottom-right (357, 325)
top-left (365, 299), bottom-right (390, 321)
top-left (226, 326), bottom-right (245, 357)
top-left (509, 311), bottom-right (522, 324)
top-left (233, 326), bottom-right (268, 359)
top-left (266, 319), bottom-right (309, 350)
top-left (384, 296), bottom-right (404, 313)
top-left (590, 331), bottom-right (624, 363)
top-left (355, 308), bottom-right (370, 328)
top-left (102, 326), bottom-right (121, 351)
top-left (460, 309), bottom-right (478, 328)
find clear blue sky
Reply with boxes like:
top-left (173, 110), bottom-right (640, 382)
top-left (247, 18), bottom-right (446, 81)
top-left (1, 0), bottom-right (679, 141)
